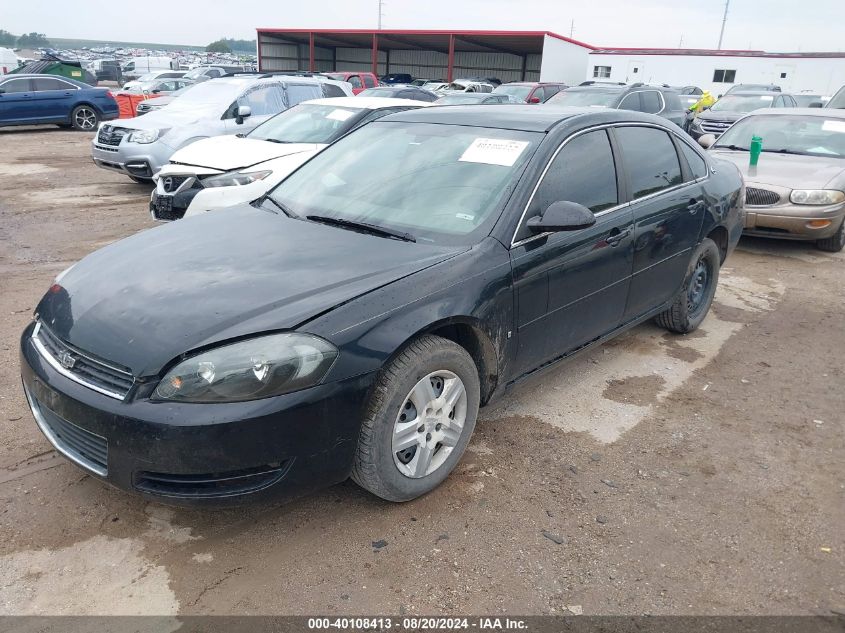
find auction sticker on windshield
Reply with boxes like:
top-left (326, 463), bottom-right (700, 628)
top-left (822, 120), bottom-right (845, 133)
top-left (327, 109), bottom-right (356, 122)
top-left (459, 138), bottom-right (529, 167)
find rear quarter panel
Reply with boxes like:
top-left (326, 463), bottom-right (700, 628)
top-left (701, 156), bottom-right (745, 256)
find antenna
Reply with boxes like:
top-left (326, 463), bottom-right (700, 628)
top-left (717, 0), bottom-right (730, 50)
top-left (378, 0), bottom-right (385, 30)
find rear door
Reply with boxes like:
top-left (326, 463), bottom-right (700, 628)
top-left (510, 128), bottom-right (634, 376)
top-left (613, 125), bottom-right (707, 321)
top-left (0, 77), bottom-right (36, 123)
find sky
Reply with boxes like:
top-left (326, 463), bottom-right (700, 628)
top-left (1, 0), bottom-right (842, 51)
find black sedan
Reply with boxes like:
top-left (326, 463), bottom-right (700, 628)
top-left (20, 106), bottom-right (744, 506)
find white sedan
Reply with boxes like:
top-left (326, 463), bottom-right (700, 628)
top-left (150, 97), bottom-right (428, 221)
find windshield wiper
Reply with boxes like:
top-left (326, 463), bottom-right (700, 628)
top-left (762, 148), bottom-right (804, 155)
top-left (718, 144), bottom-right (748, 151)
top-left (262, 138), bottom-right (291, 144)
top-left (306, 215), bottom-right (416, 242)
top-left (261, 196), bottom-right (297, 218)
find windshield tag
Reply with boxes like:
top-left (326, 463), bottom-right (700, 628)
top-left (460, 138), bottom-right (529, 167)
top-left (327, 109), bottom-right (355, 122)
top-left (456, 213), bottom-right (475, 221)
top-left (822, 120), bottom-right (845, 133)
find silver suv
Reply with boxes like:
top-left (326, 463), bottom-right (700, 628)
top-left (91, 74), bottom-right (352, 182)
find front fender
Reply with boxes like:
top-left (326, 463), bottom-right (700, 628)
top-left (305, 237), bottom-right (516, 391)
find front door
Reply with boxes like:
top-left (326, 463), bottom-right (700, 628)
top-left (611, 125), bottom-right (707, 321)
top-left (510, 129), bottom-right (634, 377)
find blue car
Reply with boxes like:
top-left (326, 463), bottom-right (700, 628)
top-left (0, 74), bottom-right (118, 130)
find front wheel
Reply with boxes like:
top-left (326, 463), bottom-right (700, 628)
top-left (816, 219), bottom-right (845, 253)
top-left (655, 237), bottom-right (721, 334)
top-left (352, 335), bottom-right (480, 502)
top-left (71, 105), bottom-right (99, 131)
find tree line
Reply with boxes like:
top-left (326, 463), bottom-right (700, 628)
top-left (0, 30), bottom-right (50, 48)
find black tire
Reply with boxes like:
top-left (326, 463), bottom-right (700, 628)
top-left (816, 219), bottom-right (845, 252)
top-left (128, 175), bottom-right (153, 184)
top-left (70, 105), bottom-right (99, 131)
top-left (351, 335), bottom-right (481, 502)
top-left (654, 237), bottom-right (721, 334)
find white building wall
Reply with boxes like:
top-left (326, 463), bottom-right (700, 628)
top-left (539, 35), bottom-right (591, 85)
top-left (586, 53), bottom-right (845, 96)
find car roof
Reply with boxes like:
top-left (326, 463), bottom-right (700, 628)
top-left (739, 107), bottom-right (845, 119)
top-left (380, 104), bottom-right (666, 132)
top-left (304, 96), bottom-right (428, 109)
top-left (722, 91), bottom-right (783, 96)
top-left (0, 74), bottom-right (88, 86)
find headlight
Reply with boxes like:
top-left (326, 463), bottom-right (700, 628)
top-left (201, 169), bottom-right (273, 188)
top-left (128, 128), bottom-right (166, 144)
top-left (789, 190), bottom-right (845, 205)
top-left (153, 333), bottom-right (338, 403)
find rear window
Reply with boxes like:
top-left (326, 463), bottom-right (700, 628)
top-left (547, 88), bottom-right (622, 107)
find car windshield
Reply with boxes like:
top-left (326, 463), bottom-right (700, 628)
top-left (268, 122), bottom-right (540, 245)
top-left (714, 115), bottom-right (845, 158)
top-left (436, 95), bottom-right (487, 105)
top-left (493, 85), bottom-right (532, 100)
top-left (163, 80), bottom-right (245, 110)
top-left (711, 94), bottom-right (774, 112)
top-left (136, 73), bottom-right (159, 82)
top-left (249, 104), bottom-right (364, 143)
top-left (183, 68), bottom-right (212, 80)
top-left (358, 88), bottom-right (399, 98)
top-left (546, 88), bottom-right (621, 107)
top-left (324, 73), bottom-right (346, 81)
top-left (825, 88), bottom-right (845, 109)
top-left (793, 95), bottom-right (823, 107)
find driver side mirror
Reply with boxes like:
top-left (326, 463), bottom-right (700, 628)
top-left (528, 96), bottom-right (541, 104)
top-left (527, 201), bottom-right (596, 233)
top-left (697, 134), bottom-right (716, 149)
top-left (235, 105), bottom-right (251, 124)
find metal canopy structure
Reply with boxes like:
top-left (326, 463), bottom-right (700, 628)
top-left (256, 29), bottom-right (594, 82)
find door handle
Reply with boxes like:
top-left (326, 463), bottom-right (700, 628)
top-left (606, 228), bottom-right (631, 246)
top-left (687, 198), bottom-right (705, 214)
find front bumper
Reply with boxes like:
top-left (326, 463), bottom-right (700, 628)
top-left (91, 138), bottom-right (172, 179)
top-left (743, 185), bottom-right (845, 241)
top-left (20, 323), bottom-right (375, 507)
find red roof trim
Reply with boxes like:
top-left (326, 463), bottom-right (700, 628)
top-left (255, 28), bottom-right (595, 50)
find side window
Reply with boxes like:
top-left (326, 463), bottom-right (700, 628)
top-left (615, 126), bottom-right (684, 199)
top-left (322, 83), bottom-right (346, 98)
top-left (517, 130), bottom-right (618, 241)
top-left (33, 77), bottom-right (72, 91)
top-left (0, 79), bottom-right (32, 93)
top-left (362, 74), bottom-right (376, 88)
top-left (348, 75), bottom-right (363, 89)
top-left (285, 83), bottom-right (321, 107)
top-left (532, 87), bottom-right (546, 102)
top-left (678, 141), bottom-right (708, 180)
top-left (545, 85), bottom-right (561, 98)
top-left (237, 85), bottom-right (286, 116)
top-left (641, 91), bottom-right (663, 114)
top-left (619, 92), bottom-right (642, 111)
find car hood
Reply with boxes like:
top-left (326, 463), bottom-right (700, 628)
top-left (169, 136), bottom-right (323, 171)
top-left (110, 105), bottom-right (218, 131)
top-left (36, 206), bottom-right (465, 376)
top-left (709, 150), bottom-right (845, 189)
top-left (697, 110), bottom-right (748, 123)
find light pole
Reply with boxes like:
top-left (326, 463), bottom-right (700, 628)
top-left (717, 0), bottom-right (730, 50)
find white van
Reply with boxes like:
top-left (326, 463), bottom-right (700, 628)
top-left (122, 56), bottom-right (177, 83)
top-left (0, 47), bottom-right (19, 75)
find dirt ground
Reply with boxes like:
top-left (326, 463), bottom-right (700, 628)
top-left (0, 127), bottom-right (843, 617)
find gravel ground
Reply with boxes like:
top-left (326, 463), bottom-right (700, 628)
top-left (0, 127), bottom-right (843, 617)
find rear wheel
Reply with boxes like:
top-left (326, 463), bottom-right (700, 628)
top-left (816, 219), bottom-right (845, 252)
top-left (71, 105), bottom-right (99, 131)
top-left (655, 238), bottom-right (720, 334)
top-left (352, 335), bottom-right (480, 502)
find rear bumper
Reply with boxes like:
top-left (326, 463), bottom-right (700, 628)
top-left (20, 323), bottom-right (375, 507)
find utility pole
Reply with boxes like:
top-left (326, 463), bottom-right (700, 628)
top-left (678, 34), bottom-right (684, 48)
top-left (717, 0), bottom-right (730, 50)
top-left (569, 19), bottom-right (574, 38)
top-left (378, 0), bottom-right (385, 30)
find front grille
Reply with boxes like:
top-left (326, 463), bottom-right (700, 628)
top-left (746, 187), bottom-right (781, 206)
top-left (97, 125), bottom-right (130, 147)
top-left (135, 463), bottom-right (289, 498)
top-left (700, 119), bottom-right (733, 136)
top-left (161, 175), bottom-right (192, 193)
top-left (25, 390), bottom-right (108, 476)
top-left (33, 323), bottom-right (134, 400)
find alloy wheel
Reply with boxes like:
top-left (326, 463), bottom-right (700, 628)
top-left (392, 370), bottom-right (468, 478)
top-left (75, 108), bottom-right (97, 130)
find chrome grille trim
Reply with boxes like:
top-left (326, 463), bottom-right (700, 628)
top-left (31, 322), bottom-right (135, 400)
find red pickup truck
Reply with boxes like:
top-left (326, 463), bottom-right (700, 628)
top-left (323, 71), bottom-right (379, 95)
